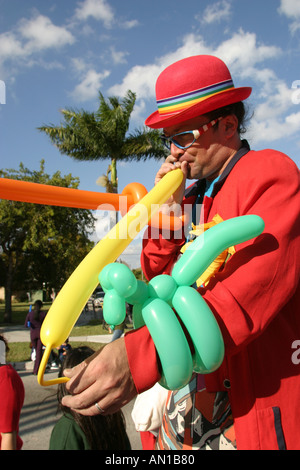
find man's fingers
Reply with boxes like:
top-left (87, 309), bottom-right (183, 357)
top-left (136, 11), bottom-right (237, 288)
top-left (62, 385), bottom-right (130, 417)
top-left (62, 379), bottom-right (103, 411)
top-left (61, 339), bottom-right (137, 417)
top-left (64, 346), bottom-right (105, 394)
top-left (180, 160), bottom-right (189, 178)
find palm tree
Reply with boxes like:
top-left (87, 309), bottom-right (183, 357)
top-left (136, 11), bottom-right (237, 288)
top-left (38, 90), bottom-right (166, 196)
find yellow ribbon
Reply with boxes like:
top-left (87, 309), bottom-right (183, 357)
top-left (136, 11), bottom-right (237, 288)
top-left (180, 214), bottom-right (235, 287)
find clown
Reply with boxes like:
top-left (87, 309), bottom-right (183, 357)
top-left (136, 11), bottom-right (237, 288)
top-left (62, 55), bottom-right (300, 451)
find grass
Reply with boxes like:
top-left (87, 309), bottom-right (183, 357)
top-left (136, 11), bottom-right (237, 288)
top-left (6, 342), bottom-right (32, 363)
top-left (69, 320), bottom-right (111, 336)
top-left (1, 302), bottom-right (132, 363)
top-left (6, 341), bottom-right (106, 363)
top-left (0, 302), bottom-right (109, 336)
top-left (0, 302), bottom-right (52, 325)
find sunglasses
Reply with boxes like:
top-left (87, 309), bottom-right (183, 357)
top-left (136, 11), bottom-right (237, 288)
top-left (161, 117), bottom-right (222, 150)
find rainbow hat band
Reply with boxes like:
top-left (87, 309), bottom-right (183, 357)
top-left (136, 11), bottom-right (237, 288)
top-left (145, 55), bottom-right (252, 129)
top-left (157, 78), bottom-right (234, 116)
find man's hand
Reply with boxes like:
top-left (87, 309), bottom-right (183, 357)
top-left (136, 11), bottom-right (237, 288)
top-left (155, 158), bottom-right (188, 208)
top-left (61, 338), bottom-right (137, 416)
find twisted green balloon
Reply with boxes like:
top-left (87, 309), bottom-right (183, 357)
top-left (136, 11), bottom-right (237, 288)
top-left (100, 215), bottom-right (265, 390)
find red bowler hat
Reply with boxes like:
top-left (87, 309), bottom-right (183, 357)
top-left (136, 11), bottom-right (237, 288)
top-left (145, 55), bottom-right (252, 129)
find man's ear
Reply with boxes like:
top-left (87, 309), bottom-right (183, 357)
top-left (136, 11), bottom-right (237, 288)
top-left (221, 114), bottom-right (239, 140)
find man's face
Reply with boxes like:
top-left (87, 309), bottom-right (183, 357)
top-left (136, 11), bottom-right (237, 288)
top-left (163, 115), bottom-right (234, 181)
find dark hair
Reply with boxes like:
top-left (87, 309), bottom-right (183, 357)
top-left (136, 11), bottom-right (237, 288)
top-left (57, 346), bottom-right (130, 450)
top-left (33, 300), bottom-right (43, 321)
top-left (205, 101), bottom-right (250, 135)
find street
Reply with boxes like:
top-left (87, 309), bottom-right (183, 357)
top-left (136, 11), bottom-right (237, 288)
top-left (18, 370), bottom-right (142, 450)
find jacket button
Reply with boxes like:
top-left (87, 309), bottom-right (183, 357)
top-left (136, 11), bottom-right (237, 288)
top-left (223, 379), bottom-right (231, 389)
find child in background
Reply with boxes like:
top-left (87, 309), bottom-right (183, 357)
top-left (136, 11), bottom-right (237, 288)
top-left (0, 335), bottom-right (25, 450)
top-left (58, 338), bottom-right (71, 363)
top-left (49, 346), bottom-right (131, 450)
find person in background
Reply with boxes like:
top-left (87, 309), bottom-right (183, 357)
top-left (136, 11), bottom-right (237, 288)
top-left (58, 338), bottom-right (72, 363)
top-left (25, 300), bottom-right (47, 375)
top-left (0, 335), bottom-right (25, 450)
top-left (110, 322), bottom-right (125, 342)
top-left (49, 346), bottom-right (131, 450)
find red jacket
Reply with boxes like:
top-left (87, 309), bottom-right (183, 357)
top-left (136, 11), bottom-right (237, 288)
top-left (125, 148), bottom-right (300, 450)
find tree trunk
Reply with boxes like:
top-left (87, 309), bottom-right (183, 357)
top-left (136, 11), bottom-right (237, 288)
top-left (110, 158), bottom-right (118, 190)
top-left (4, 256), bottom-right (13, 323)
top-left (110, 158), bottom-right (118, 226)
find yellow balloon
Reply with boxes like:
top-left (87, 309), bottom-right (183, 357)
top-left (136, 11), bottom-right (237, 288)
top-left (38, 169), bottom-right (183, 386)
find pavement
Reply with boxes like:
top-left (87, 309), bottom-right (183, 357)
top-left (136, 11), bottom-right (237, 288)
top-left (0, 324), bottom-right (143, 451)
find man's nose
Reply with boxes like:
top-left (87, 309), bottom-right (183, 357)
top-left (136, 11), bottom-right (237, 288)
top-left (170, 142), bottom-right (184, 160)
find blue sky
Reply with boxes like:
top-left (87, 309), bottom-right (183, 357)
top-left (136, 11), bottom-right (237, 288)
top-left (1, 0), bottom-right (300, 267)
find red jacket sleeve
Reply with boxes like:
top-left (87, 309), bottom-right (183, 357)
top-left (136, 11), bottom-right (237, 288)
top-left (124, 326), bottom-right (161, 393)
top-left (141, 227), bottom-right (185, 281)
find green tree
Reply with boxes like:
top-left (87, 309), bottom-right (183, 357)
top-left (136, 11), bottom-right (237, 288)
top-left (38, 90), bottom-right (166, 194)
top-left (0, 161), bottom-right (95, 322)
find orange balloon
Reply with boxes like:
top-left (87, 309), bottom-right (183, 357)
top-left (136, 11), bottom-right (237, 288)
top-left (0, 177), bottom-right (187, 229)
top-left (120, 182), bottom-right (148, 214)
top-left (0, 178), bottom-right (147, 211)
top-left (149, 212), bottom-right (189, 230)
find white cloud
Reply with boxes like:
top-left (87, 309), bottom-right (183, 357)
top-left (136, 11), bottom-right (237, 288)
top-left (0, 32), bottom-right (24, 61)
top-left (131, 99), bottom-right (147, 123)
top-left (121, 19), bottom-right (139, 30)
top-left (0, 14), bottom-right (75, 70)
top-left (71, 57), bottom-right (88, 74)
top-left (278, 0), bottom-right (300, 33)
top-left (75, 0), bottom-right (115, 28)
top-left (71, 68), bottom-right (110, 101)
top-left (278, 0), bottom-right (300, 18)
top-left (246, 79), bottom-right (300, 145)
top-left (109, 47), bottom-right (129, 65)
top-left (249, 111), bottom-right (300, 144)
top-left (18, 15), bottom-right (75, 52)
top-left (109, 62), bottom-right (160, 99)
top-left (70, 57), bottom-right (111, 102)
top-left (109, 34), bottom-right (211, 99)
top-left (199, 0), bottom-right (232, 25)
top-left (215, 29), bottom-right (281, 72)
top-left (254, 82), bottom-right (294, 121)
top-left (74, 0), bottom-right (138, 31)
top-left (0, 14), bottom-right (75, 84)
top-left (109, 30), bottom-right (280, 100)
